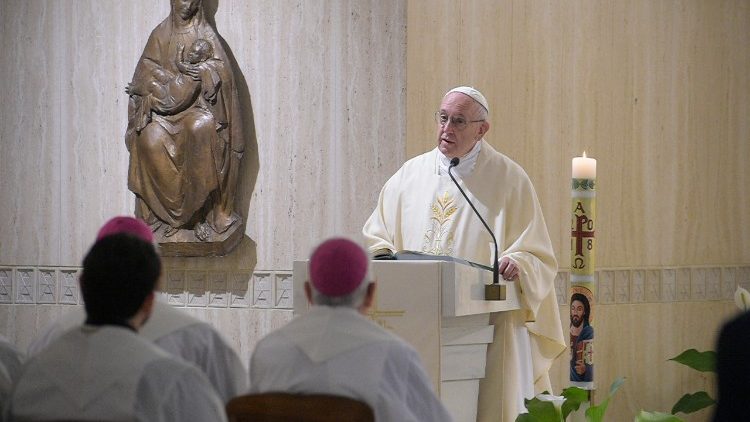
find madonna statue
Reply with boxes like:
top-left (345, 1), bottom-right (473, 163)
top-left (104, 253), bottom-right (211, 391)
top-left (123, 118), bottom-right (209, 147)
top-left (125, 0), bottom-right (245, 256)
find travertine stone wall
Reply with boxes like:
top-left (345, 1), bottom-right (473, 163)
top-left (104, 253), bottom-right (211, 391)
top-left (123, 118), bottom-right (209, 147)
top-left (0, 0), bottom-right (406, 270)
top-left (0, 0), bottom-right (406, 360)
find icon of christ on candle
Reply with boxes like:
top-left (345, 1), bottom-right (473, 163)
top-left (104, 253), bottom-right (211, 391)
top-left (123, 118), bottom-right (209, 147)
top-left (570, 288), bottom-right (594, 382)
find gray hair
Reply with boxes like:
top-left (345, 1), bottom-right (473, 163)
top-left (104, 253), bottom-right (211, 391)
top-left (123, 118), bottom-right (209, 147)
top-left (310, 278), bottom-right (372, 308)
top-left (474, 102), bottom-right (488, 122)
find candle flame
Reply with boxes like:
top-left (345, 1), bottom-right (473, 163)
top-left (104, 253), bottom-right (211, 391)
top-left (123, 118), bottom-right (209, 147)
top-left (582, 151), bottom-right (587, 158)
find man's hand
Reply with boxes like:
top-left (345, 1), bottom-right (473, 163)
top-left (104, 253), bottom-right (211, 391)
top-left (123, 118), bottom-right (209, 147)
top-left (498, 256), bottom-right (519, 281)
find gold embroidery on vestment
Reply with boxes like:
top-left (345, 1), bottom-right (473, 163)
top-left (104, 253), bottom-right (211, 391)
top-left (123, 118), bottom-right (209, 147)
top-left (422, 191), bottom-right (456, 255)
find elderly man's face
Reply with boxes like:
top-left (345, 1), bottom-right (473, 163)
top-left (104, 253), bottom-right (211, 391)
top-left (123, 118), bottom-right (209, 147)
top-left (436, 92), bottom-right (488, 159)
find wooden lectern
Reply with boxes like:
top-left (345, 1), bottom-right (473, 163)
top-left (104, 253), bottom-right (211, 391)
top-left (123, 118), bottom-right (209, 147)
top-left (293, 259), bottom-right (521, 422)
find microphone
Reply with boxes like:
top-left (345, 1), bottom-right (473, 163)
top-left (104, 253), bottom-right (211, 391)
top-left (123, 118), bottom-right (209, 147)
top-left (447, 157), bottom-right (501, 291)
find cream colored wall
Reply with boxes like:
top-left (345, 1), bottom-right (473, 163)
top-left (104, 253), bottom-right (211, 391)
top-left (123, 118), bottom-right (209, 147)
top-left (407, 0), bottom-right (750, 268)
top-left (0, 0), bottom-right (406, 360)
top-left (407, 0), bottom-right (750, 420)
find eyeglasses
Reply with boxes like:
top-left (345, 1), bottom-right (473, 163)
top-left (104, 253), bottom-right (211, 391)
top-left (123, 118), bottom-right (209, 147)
top-left (434, 111), bottom-right (484, 131)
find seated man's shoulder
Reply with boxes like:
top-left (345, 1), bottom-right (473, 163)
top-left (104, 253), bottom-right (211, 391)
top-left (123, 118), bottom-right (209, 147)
top-left (137, 353), bottom-right (222, 399)
top-left (143, 354), bottom-right (206, 379)
top-left (78, 327), bottom-right (173, 371)
top-left (150, 316), bottom-right (241, 366)
top-left (170, 319), bottom-right (220, 337)
top-left (253, 326), bottom-right (296, 355)
top-left (136, 355), bottom-right (227, 420)
top-left (142, 302), bottom-right (214, 339)
top-left (381, 336), bottom-right (420, 359)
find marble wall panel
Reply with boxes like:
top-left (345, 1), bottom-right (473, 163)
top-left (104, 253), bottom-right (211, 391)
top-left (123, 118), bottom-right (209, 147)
top-left (229, 271), bottom-right (252, 308)
top-left (208, 271), bottom-right (229, 308)
top-left (644, 270), bottom-right (661, 303)
top-left (0, 2), bottom-right (62, 266)
top-left (0, 268), bottom-right (13, 304)
top-left (37, 268), bottom-right (57, 304)
top-left (0, 0), bottom-right (406, 273)
top-left (57, 1), bottom-right (168, 265)
top-left (232, 0), bottom-right (407, 269)
top-left (59, 269), bottom-right (79, 305)
top-left (631, 270), bottom-right (645, 303)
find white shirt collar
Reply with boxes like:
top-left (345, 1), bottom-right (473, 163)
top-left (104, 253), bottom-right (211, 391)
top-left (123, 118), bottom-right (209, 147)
top-left (438, 139), bottom-right (483, 178)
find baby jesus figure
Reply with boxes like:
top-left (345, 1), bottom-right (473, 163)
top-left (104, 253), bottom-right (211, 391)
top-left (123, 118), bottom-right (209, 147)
top-left (126, 38), bottom-right (226, 134)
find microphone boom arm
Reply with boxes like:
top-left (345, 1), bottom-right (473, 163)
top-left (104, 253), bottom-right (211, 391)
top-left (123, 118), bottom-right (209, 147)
top-left (448, 159), bottom-right (500, 286)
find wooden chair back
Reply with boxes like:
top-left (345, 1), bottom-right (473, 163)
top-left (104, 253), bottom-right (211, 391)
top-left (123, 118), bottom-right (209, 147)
top-left (226, 392), bottom-right (375, 422)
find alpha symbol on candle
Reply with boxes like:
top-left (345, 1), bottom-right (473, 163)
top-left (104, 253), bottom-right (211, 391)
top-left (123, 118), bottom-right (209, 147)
top-left (572, 213), bottom-right (594, 257)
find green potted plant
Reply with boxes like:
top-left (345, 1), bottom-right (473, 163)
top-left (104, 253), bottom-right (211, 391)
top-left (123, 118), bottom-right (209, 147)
top-left (635, 286), bottom-right (750, 421)
top-left (515, 377), bottom-right (625, 422)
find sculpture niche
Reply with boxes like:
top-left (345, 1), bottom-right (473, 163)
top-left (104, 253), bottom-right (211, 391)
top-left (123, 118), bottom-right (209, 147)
top-left (125, 0), bottom-right (245, 256)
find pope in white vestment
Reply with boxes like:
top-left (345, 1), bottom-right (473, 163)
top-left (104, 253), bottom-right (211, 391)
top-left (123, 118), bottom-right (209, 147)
top-left (6, 325), bottom-right (227, 422)
top-left (363, 87), bottom-right (566, 421)
top-left (249, 238), bottom-right (453, 422)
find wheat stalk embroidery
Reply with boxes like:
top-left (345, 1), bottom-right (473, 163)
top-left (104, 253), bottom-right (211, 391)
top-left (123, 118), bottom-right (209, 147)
top-left (422, 191), bottom-right (457, 255)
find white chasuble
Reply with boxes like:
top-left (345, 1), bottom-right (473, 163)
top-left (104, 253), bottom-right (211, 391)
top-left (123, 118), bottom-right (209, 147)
top-left (26, 300), bottom-right (247, 404)
top-left (249, 306), bottom-right (452, 422)
top-left (8, 326), bottom-right (226, 422)
top-left (363, 141), bottom-right (566, 421)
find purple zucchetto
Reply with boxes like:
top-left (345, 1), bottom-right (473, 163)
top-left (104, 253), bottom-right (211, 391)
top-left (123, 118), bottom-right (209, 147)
top-left (96, 216), bottom-right (154, 243)
top-left (309, 238), bottom-right (369, 297)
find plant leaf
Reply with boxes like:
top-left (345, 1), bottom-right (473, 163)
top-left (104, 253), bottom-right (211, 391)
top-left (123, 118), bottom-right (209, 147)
top-left (560, 386), bottom-right (589, 419)
top-left (521, 397), bottom-right (561, 421)
top-left (634, 410), bottom-right (685, 422)
top-left (671, 391), bottom-right (716, 415)
top-left (585, 377), bottom-right (625, 422)
top-left (515, 413), bottom-right (538, 422)
top-left (607, 376), bottom-right (626, 396)
top-left (668, 349), bottom-right (716, 372)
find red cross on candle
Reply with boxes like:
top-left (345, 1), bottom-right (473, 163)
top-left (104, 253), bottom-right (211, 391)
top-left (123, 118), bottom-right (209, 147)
top-left (571, 214), bottom-right (594, 257)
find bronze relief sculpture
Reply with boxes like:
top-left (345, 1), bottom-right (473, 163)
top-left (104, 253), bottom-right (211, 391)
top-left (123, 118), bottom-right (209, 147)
top-left (125, 0), bottom-right (245, 256)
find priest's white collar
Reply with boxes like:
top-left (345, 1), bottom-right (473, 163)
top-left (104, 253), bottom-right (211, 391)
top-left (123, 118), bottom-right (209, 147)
top-left (438, 139), bottom-right (483, 178)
